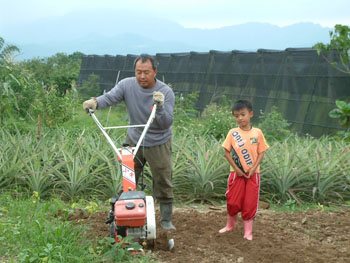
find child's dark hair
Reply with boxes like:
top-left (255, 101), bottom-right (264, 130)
top-left (232, 100), bottom-right (253, 112)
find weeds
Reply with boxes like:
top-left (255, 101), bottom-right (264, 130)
top-left (0, 192), bottom-right (154, 263)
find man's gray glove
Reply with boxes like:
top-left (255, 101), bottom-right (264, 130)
top-left (153, 91), bottom-right (164, 106)
top-left (83, 98), bottom-right (97, 113)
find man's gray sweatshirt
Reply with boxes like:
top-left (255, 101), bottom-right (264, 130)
top-left (96, 77), bottom-right (175, 147)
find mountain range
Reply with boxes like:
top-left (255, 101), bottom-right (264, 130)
top-left (0, 9), bottom-right (332, 60)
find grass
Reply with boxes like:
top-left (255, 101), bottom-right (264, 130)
top-left (0, 191), bottom-right (155, 263)
top-left (0, 192), bottom-right (95, 262)
top-left (62, 104), bottom-right (128, 131)
top-left (269, 198), bottom-right (344, 213)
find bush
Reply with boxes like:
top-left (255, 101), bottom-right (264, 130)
top-left (79, 73), bottom-right (101, 99)
top-left (21, 52), bottom-right (83, 95)
top-left (173, 92), bottom-right (201, 135)
top-left (31, 85), bottom-right (77, 127)
top-left (258, 106), bottom-right (291, 142)
top-left (200, 103), bottom-right (235, 140)
top-left (0, 38), bottom-right (81, 130)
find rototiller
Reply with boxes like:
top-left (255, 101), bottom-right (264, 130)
top-left (88, 105), bottom-right (157, 248)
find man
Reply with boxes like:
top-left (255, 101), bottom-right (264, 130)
top-left (83, 54), bottom-right (176, 230)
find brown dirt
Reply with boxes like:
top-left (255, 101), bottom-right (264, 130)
top-left (68, 204), bottom-right (350, 263)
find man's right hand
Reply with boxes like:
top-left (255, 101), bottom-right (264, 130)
top-left (83, 98), bottom-right (97, 113)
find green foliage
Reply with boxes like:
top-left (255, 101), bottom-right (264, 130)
top-left (261, 136), bottom-right (350, 204)
top-left (258, 106), bottom-right (291, 142)
top-left (0, 36), bottom-right (20, 65)
top-left (329, 100), bottom-right (350, 126)
top-left (32, 86), bottom-right (78, 127)
top-left (0, 193), bottom-right (152, 262)
top-left (52, 141), bottom-right (107, 200)
top-left (0, 131), bottom-right (32, 189)
top-left (0, 193), bottom-right (96, 262)
top-left (99, 236), bottom-right (145, 262)
top-left (313, 25), bottom-right (350, 141)
top-left (313, 24), bottom-right (350, 74)
top-left (21, 52), bottom-right (83, 95)
top-left (308, 139), bottom-right (350, 202)
top-left (2, 124), bottom-right (350, 204)
top-left (270, 199), bottom-right (341, 212)
top-left (260, 138), bottom-right (314, 203)
top-left (1, 52), bottom-right (349, 206)
top-left (94, 148), bottom-right (123, 198)
top-left (0, 39), bottom-right (40, 122)
top-left (172, 135), bottom-right (228, 202)
top-left (173, 92), bottom-right (201, 135)
top-left (0, 37), bottom-right (80, 130)
top-left (200, 102), bottom-right (234, 140)
top-left (79, 73), bottom-right (101, 99)
top-left (328, 100), bottom-right (350, 141)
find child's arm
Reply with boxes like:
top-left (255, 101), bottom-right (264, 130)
top-left (247, 152), bottom-right (265, 178)
top-left (224, 149), bottom-right (246, 177)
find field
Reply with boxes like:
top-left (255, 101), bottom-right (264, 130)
top-left (71, 204), bottom-right (350, 263)
top-left (2, 36), bottom-right (350, 263)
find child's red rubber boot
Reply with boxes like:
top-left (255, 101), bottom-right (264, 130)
top-left (243, 219), bottom-right (253, 240)
top-left (219, 214), bottom-right (237, 233)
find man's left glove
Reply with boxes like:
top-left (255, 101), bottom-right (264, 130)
top-left (82, 98), bottom-right (97, 113)
top-left (153, 91), bottom-right (164, 106)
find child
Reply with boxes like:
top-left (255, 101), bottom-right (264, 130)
top-left (219, 99), bottom-right (269, 240)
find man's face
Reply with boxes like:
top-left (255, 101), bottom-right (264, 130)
top-left (233, 108), bottom-right (253, 130)
top-left (135, 59), bottom-right (157, 89)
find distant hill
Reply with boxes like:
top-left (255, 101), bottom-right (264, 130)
top-left (0, 9), bottom-right (332, 60)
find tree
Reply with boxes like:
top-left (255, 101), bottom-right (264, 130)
top-left (0, 36), bottom-right (20, 66)
top-left (0, 37), bottom-right (39, 122)
top-left (21, 52), bottom-right (84, 95)
top-left (80, 73), bottom-right (101, 99)
top-left (313, 25), bottom-right (350, 140)
top-left (313, 24), bottom-right (350, 74)
top-left (1, 37), bottom-right (78, 128)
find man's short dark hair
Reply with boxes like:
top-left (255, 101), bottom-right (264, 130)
top-left (232, 99), bottom-right (253, 112)
top-left (133, 54), bottom-right (158, 70)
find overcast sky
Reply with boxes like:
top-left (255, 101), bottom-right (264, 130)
top-left (1, 0), bottom-right (349, 29)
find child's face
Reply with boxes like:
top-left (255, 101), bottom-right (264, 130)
top-left (233, 108), bottom-right (253, 130)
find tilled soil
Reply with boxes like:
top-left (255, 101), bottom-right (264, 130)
top-left (69, 204), bottom-right (350, 263)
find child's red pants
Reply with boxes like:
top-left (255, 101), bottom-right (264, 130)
top-left (225, 172), bottom-right (260, 221)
